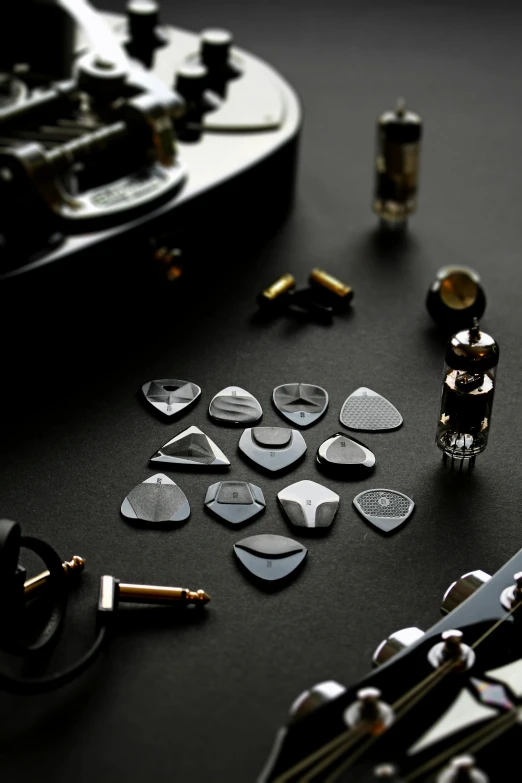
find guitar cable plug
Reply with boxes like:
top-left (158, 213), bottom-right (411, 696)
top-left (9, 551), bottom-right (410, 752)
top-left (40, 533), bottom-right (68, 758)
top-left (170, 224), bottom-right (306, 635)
top-left (0, 519), bottom-right (210, 694)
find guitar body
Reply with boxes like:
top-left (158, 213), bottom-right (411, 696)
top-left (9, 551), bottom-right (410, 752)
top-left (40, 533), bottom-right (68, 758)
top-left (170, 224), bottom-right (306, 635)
top-left (0, 2), bottom-right (301, 283)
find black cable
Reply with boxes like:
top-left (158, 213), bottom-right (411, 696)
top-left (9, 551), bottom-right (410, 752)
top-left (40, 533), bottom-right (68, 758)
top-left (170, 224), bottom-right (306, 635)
top-left (0, 624), bottom-right (108, 694)
top-left (0, 520), bottom-right (110, 693)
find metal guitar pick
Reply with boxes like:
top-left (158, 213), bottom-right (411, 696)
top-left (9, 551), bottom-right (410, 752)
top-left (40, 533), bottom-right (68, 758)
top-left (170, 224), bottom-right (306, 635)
top-left (273, 383), bottom-right (328, 427)
top-left (238, 427), bottom-right (307, 472)
top-left (142, 379), bottom-right (201, 417)
top-left (317, 433), bottom-right (375, 474)
top-left (353, 489), bottom-right (414, 533)
top-left (208, 386), bottom-right (262, 425)
top-left (340, 387), bottom-right (403, 431)
top-left (278, 480), bottom-right (339, 529)
top-left (150, 425), bottom-right (230, 467)
top-left (234, 534), bottom-right (307, 582)
top-left (121, 474), bottom-right (190, 523)
top-left (205, 481), bottom-right (265, 525)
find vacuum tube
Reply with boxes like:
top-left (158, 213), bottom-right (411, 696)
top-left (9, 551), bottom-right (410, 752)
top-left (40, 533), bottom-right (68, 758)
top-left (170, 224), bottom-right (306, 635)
top-left (436, 320), bottom-right (499, 471)
top-left (373, 99), bottom-right (422, 229)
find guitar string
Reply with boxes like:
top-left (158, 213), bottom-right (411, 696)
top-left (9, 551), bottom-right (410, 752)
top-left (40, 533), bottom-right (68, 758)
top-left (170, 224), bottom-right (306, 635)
top-left (273, 598), bottom-right (522, 783)
top-left (272, 662), bottom-right (456, 782)
top-left (402, 708), bottom-right (519, 782)
top-left (318, 600), bottom-right (522, 783)
top-left (274, 662), bottom-right (452, 783)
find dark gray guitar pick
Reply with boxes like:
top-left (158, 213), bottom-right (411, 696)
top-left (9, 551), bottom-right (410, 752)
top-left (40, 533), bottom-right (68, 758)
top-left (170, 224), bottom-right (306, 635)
top-left (121, 474), bottom-right (190, 523)
top-left (234, 534), bottom-right (307, 582)
top-left (205, 481), bottom-right (265, 525)
top-left (142, 379), bottom-right (201, 417)
top-left (209, 386), bottom-right (262, 425)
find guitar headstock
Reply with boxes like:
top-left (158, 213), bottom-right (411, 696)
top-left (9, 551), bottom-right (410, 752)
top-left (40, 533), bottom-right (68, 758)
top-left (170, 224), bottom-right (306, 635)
top-left (259, 548), bottom-right (522, 782)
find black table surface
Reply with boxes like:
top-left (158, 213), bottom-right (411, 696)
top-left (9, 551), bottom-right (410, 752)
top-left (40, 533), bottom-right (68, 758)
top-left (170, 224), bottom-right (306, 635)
top-left (2, 1), bottom-right (522, 780)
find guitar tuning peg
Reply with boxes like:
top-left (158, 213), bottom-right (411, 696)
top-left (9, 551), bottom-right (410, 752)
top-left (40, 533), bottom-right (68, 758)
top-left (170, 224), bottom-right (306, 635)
top-left (372, 627), bottom-right (424, 667)
top-left (441, 570), bottom-right (492, 615)
top-left (436, 755), bottom-right (489, 783)
top-left (500, 571), bottom-right (522, 611)
top-left (344, 687), bottom-right (394, 731)
top-left (288, 680), bottom-right (346, 724)
top-left (428, 630), bottom-right (476, 671)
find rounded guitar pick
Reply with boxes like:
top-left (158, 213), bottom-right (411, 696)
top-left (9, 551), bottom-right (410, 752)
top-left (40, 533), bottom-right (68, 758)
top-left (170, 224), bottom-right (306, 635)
top-left (239, 427), bottom-right (307, 472)
top-left (121, 474), bottom-right (190, 523)
top-left (340, 387), bottom-right (403, 431)
top-left (142, 379), bottom-right (201, 417)
top-left (273, 383), bottom-right (328, 427)
top-left (209, 386), bottom-right (262, 425)
top-left (353, 489), bottom-right (414, 533)
top-left (205, 481), bottom-right (265, 525)
top-left (278, 480), bottom-right (339, 529)
top-left (234, 534), bottom-right (307, 582)
top-left (150, 425), bottom-right (230, 467)
top-left (317, 433), bottom-right (375, 474)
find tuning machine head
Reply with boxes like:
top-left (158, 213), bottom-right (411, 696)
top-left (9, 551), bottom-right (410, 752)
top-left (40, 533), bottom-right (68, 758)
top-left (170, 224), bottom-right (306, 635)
top-left (441, 570), bottom-right (492, 614)
top-left (436, 755), bottom-right (489, 783)
top-left (288, 680), bottom-right (346, 724)
top-left (428, 630), bottom-right (476, 671)
top-left (500, 572), bottom-right (522, 611)
top-left (372, 627), bottom-right (424, 667)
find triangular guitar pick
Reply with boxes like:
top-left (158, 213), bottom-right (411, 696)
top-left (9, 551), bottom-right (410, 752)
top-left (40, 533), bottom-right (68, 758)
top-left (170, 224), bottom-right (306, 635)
top-left (142, 379), bottom-right (201, 417)
top-left (121, 474), bottom-right (190, 523)
top-left (273, 383), bottom-right (328, 427)
top-left (353, 489), bottom-right (414, 533)
top-left (208, 386), bottom-right (262, 425)
top-left (238, 427), bottom-right (307, 472)
top-left (340, 387), bottom-right (403, 431)
top-left (277, 480), bottom-right (339, 529)
top-left (205, 481), bottom-right (265, 525)
top-left (317, 433), bottom-right (375, 475)
top-left (150, 425), bottom-right (230, 467)
top-left (234, 534), bottom-right (307, 582)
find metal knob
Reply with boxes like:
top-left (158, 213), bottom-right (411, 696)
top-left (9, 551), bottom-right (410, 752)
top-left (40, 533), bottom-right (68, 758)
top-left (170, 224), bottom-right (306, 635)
top-left (127, 0), bottom-right (160, 40)
top-left (436, 755), bottom-right (489, 783)
top-left (442, 570), bottom-right (491, 614)
top-left (372, 627), bottom-right (424, 667)
top-left (288, 680), bottom-right (346, 724)
top-left (344, 687), bottom-right (394, 731)
top-left (175, 63), bottom-right (208, 102)
top-left (200, 28), bottom-right (233, 72)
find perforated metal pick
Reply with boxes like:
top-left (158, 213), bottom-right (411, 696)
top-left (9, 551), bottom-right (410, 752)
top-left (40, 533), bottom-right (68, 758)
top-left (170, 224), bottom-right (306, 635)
top-left (278, 480), bottom-right (339, 529)
top-left (121, 474), bottom-right (190, 523)
top-left (238, 427), bottom-right (307, 472)
top-left (208, 386), bottom-right (262, 425)
top-left (142, 379), bottom-right (201, 417)
top-left (205, 481), bottom-right (265, 525)
top-left (273, 383), bottom-right (328, 427)
top-left (317, 433), bottom-right (375, 474)
top-left (340, 387), bottom-right (403, 431)
top-left (353, 489), bottom-right (414, 533)
top-left (234, 534), bottom-right (307, 582)
top-left (150, 425), bottom-right (230, 467)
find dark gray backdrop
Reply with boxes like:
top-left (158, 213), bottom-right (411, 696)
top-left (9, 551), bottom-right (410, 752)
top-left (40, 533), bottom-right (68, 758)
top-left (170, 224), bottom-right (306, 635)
top-left (1, 1), bottom-right (522, 780)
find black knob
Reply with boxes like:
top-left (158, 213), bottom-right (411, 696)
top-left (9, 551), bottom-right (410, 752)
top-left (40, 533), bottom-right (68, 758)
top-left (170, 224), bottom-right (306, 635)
top-left (126, 0), bottom-right (160, 40)
top-left (175, 64), bottom-right (208, 102)
top-left (200, 28), bottom-right (233, 72)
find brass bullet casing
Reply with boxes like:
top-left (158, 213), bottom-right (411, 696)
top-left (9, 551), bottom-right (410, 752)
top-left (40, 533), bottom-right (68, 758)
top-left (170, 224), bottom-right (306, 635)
top-left (98, 576), bottom-right (211, 613)
top-left (256, 273), bottom-right (295, 310)
top-left (309, 268), bottom-right (353, 312)
top-left (373, 98), bottom-right (422, 229)
top-left (24, 555), bottom-right (85, 598)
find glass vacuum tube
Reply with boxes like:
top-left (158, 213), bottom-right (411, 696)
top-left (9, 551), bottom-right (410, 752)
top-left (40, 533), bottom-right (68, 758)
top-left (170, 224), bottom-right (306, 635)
top-left (436, 320), bottom-right (499, 471)
top-left (373, 98), bottom-right (422, 229)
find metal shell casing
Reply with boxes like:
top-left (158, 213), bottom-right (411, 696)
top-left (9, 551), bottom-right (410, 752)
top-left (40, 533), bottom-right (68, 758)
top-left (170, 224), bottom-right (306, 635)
top-left (435, 323), bottom-right (499, 468)
top-left (373, 99), bottom-right (422, 227)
